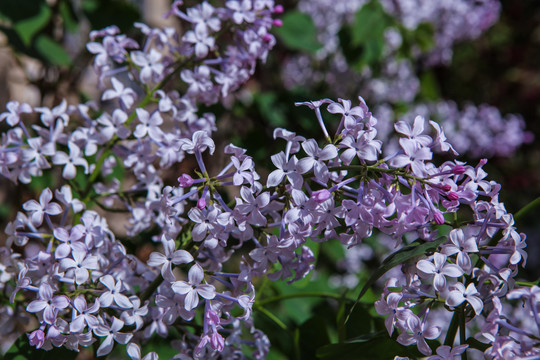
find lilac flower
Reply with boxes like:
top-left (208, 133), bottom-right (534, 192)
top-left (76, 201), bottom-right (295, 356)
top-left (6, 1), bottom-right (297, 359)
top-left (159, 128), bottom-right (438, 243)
top-left (395, 116), bottom-right (432, 148)
top-left (93, 317), bottom-right (133, 356)
top-left (134, 109), bottom-right (164, 141)
top-left (374, 292), bottom-right (403, 335)
top-left (97, 109), bottom-right (131, 140)
top-left (35, 100), bottom-right (69, 126)
top-left (235, 187), bottom-right (270, 226)
top-left (22, 188), bottom-right (63, 226)
top-left (59, 250), bottom-right (99, 285)
top-left (397, 315), bottom-right (441, 356)
top-left (147, 235), bottom-right (194, 282)
top-left (266, 152), bottom-right (310, 188)
top-left (441, 228), bottom-right (478, 273)
top-left (416, 253), bottom-right (463, 291)
top-left (179, 130), bottom-right (215, 155)
top-left (121, 296), bottom-right (149, 331)
top-left (183, 25), bottom-right (215, 58)
top-left (340, 130), bottom-right (382, 164)
top-left (327, 98), bottom-right (366, 130)
top-left (102, 77), bottom-right (137, 109)
top-left (52, 143), bottom-right (89, 180)
top-left (0, 101), bottom-right (32, 126)
top-left (127, 343), bottom-right (158, 360)
top-left (99, 275), bottom-right (133, 309)
top-left (70, 296), bottom-right (100, 333)
top-left (227, 0), bottom-right (256, 24)
top-left (389, 140), bottom-right (433, 177)
top-left (187, 2), bottom-right (221, 33)
top-left (297, 139), bottom-right (337, 182)
top-left (426, 345), bottom-right (469, 360)
top-left (171, 263), bottom-right (216, 311)
top-left (446, 282), bottom-right (483, 316)
top-left (131, 49), bottom-right (164, 83)
top-left (26, 283), bottom-right (70, 325)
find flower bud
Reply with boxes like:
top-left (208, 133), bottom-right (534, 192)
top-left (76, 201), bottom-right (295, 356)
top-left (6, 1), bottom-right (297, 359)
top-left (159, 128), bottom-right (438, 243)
top-left (273, 5), bottom-right (284, 13)
top-left (447, 192), bottom-right (459, 201)
top-left (311, 189), bottom-right (331, 203)
top-left (452, 165), bottom-right (466, 175)
top-left (197, 197), bottom-right (206, 209)
top-left (433, 211), bottom-right (445, 225)
top-left (28, 329), bottom-right (45, 349)
top-left (210, 332), bottom-right (225, 352)
top-left (272, 19), bottom-right (283, 27)
top-left (178, 174), bottom-right (194, 187)
top-left (441, 184), bottom-right (452, 192)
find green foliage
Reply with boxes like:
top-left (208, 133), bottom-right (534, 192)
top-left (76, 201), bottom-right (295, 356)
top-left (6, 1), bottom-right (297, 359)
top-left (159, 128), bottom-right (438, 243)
top-left (81, 0), bottom-right (140, 32)
top-left (3, 334), bottom-right (79, 360)
top-left (35, 35), bottom-right (72, 66)
top-left (338, 0), bottom-right (393, 71)
top-left (274, 10), bottom-right (322, 53)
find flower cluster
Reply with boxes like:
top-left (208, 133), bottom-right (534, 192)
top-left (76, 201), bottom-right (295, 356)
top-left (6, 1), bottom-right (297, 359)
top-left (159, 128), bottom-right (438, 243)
top-left (281, 0), bottom-right (532, 158)
top-left (0, 2), bottom-right (537, 360)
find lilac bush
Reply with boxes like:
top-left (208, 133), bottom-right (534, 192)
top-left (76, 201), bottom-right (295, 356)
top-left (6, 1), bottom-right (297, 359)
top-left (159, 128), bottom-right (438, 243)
top-left (0, 1), bottom-right (538, 359)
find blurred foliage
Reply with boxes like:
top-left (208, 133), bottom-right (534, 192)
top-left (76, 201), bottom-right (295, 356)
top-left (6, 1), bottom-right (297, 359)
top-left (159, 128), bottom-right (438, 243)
top-left (0, 0), bottom-right (140, 66)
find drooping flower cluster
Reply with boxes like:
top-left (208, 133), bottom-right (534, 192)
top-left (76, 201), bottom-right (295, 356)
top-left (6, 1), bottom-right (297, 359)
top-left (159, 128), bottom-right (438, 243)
top-left (0, 2), bottom-right (537, 360)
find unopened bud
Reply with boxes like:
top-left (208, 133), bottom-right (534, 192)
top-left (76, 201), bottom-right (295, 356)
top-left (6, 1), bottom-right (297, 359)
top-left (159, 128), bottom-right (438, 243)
top-left (441, 184), bottom-right (452, 192)
top-left (433, 211), bottom-right (445, 225)
top-left (273, 19), bottom-right (283, 27)
top-left (273, 5), bottom-right (284, 13)
top-left (197, 197), bottom-right (206, 209)
top-left (178, 174), bottom-right (194, 187)
top-left (447, 192), bottom-right (459, 201)
top-left (262, 33), bottom-right (273, 42)
top-left (311, 189), bottom-right (331, 203)
top-left (452, 165), bottom-right (466, 175)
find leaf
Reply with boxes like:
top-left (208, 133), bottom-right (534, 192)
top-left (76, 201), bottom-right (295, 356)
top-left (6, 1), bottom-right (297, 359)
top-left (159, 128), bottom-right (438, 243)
top-left (4, 333), bottom-right (79, 360)
top-left (13, 4), bottom-right (51, 46)
top-left (316, 336), bottom-right (413, 360)
top-left (59, 2), bottom-right (79, 33)
top-left (34, 34), bottom-right (71, 66)
top-left (344, 237), bottom-right (448, 324)
top-left (273, 11), bottom-right (322, 53)
top-left (298, 316), bottom-right (331, 360)
top-left (82, 0), bottom-right (140, 33)
top-left (338, 0), bottom-right (393, 70)
top-left (0, 0), bottom-right (44, 22)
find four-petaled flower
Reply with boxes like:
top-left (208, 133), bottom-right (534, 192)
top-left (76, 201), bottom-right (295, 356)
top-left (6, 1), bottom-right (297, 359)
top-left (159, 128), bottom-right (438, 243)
top-left (171, 263), bottom-right (216, 310)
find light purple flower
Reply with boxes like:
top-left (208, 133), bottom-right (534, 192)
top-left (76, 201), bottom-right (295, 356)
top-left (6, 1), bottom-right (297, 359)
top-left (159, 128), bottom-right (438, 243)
top-left (446, 282), bottom-right (483, 316)
top-left (147, 235), bottom-right (194, 282)
top-left (26, 283), bottom-right (70, 325)
top-left (171, 263), bottom-right (216, 311)
top-left (99, 275), bottom-right (133, 309)
top-left (416, 253), bottom-right (463, 291)
top-left (23, 188), bottom-right (63, 226)
top-left (93, 317), bottom-right (133, 356)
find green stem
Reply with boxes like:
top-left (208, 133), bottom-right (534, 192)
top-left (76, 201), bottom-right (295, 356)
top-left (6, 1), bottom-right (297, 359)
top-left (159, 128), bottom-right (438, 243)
top-left (458, 306), bottom-right (468, 360)
top-left (514, 195), bottom-right (540, 222)
top-left (256, 305), bottom-right (288, 331)
top-left (444, 312), bottom-right (459, 346)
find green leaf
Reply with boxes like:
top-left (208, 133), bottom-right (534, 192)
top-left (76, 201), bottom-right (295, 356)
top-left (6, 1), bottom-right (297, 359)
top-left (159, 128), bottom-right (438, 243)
top-left (13, 4), bottom-right (51, 46)
top-left (413, 22), bottom-right (435, 52)
top-left (35, 34), bottom-right (71, 66)
top-left (4, 334), bottom-right (79, 360)
top-left (350, 1), bottom-right (389, 46)
top-left (298, 316), bottom-right (331, 360)
top-left (82, 0), bottom-right (140, 33)
top-left (59, 1), bottom-right (79, 33)
top-left (419, 71), bottom-right (440, 101)
top-left (274, 11), bottom-right (322, 53)
top-left (345, 237), bottom-right (448, 324)
top-left (316, 336), bottom-right (412, 360)
top-left (338, 0), bottom-right (393, 71)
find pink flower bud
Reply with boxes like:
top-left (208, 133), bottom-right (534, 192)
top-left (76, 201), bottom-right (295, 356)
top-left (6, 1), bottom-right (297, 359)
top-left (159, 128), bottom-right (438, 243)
top-left (452, 165), bottom-right (466, 175)
top-left (262, 33), bottom-right (273, 42)
top-left (441, 184), bottom-right (452, 192)
top-left (273, 5), bottom-right (284, 13)
top-left (447, 192), bottom-right (459, 201)
top-left (28, 329), bottom-right (45, 349)
top-left (311, 189), bottom-right (331, 203)
top-left (178, 174), bottom-right (194, 187)
top-left (272, 19), bottom-right (283, 27)
top-left (433, 211), bottom-right (445, 225)
top-left (197, 197), bottom-right (206, 209)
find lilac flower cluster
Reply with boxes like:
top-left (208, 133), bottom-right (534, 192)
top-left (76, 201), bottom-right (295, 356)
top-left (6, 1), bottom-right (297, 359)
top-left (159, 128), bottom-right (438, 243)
top-left (0, 2), bottom-right (537, 360)
top-left (375, 100), bottom-right (533, 158)
top-left (282, 0), bottom-right (532, 158)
